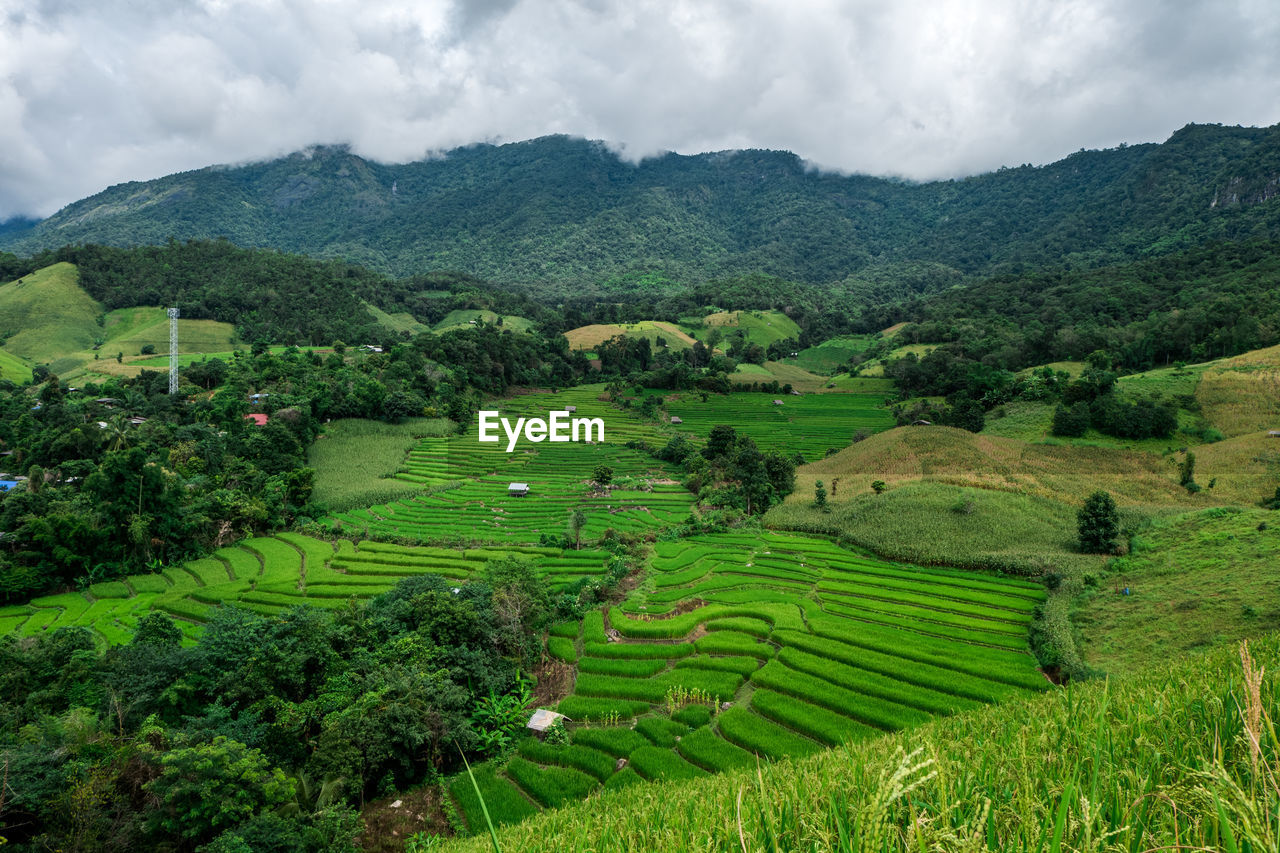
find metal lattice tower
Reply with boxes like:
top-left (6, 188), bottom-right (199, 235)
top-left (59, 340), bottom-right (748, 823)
top-left (167, 308), bottom-right (179, 395)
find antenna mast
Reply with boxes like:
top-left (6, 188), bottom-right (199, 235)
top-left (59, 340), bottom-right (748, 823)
top-left (167, 307), bottom-right (179, 395)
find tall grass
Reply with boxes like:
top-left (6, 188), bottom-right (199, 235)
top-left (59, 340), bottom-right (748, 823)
top-left (442, 634), bottom-right (1280, 852)
top-left (309, 417), bottom-right (455, 511)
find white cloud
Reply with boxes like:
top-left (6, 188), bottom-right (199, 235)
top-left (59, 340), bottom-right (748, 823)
top-left (1, 0), bottom-right (1278, 219)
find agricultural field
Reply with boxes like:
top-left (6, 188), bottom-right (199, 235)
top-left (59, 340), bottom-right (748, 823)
top-left (445, 632), bottom-right (1280, 853)
top-left (325, 386), bottom-right (691, 542)
top-left (433, 309), bottom-right (536, 333)
top-left (783, 334), bottom-right (876, 373)
top-left (448, 530), bottom-right (1048, 833)
top-left (1073, 506), bottom-right (1280, 676)
top-left (309, 417), bottom-right (456, 511)
top-left (330, 439), bottom-right (692, 544)
top-left (726, 360), bottom-right (829, 392)
top-left (564, 321), bottom-right (698, 352)
top-left (696, 309), bottom-right (800, 348)
top-left (0, 533), bottom-right (612, 646)
top-left (663, 389), bottom-right (895, 461)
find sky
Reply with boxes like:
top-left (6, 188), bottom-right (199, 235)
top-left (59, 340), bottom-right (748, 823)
top-left (2, 0), bottom-right (1279, 220)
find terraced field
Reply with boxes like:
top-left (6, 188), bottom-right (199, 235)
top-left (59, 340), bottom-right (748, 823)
top-left (0, 534), bottom-right (612, 646)
top-left (325, 387), bottom-right (692, 542)
top-left (0, 376), bottom-right (1053, 839)
top-left (664, 390), bottom-right (895, 460)
top-left (450, 530), bottom-right (1049, 832)
top-left (332, 443), bottom-right (692, 543)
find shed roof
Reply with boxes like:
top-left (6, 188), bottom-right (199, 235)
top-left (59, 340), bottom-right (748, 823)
top-left (244, 413), bottom-right (269, 426)
top-left (526, 708), bottom-right (569, 731)
top-left (508, 482), bottom-right (529, 491)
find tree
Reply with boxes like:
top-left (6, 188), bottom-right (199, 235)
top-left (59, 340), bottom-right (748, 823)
top-left (146, 736), bottom-right (295, 843)
top-left (592, 465), bottom-right (613, 487)
top-left (1178, 451), bottom-right (1198, 492)
top-left (1051, 402), bottom-right (1090, 437)
top-left (1077, 490), bottom-right (1120, 553)
top-left (568, 509), bottom-right (587, 550)
top-left (871, 480), bottom-right (887, 495)
top-left (702, 425), bottom-right (737, 461)
top-left (814, 480), bottom-right (827, 510)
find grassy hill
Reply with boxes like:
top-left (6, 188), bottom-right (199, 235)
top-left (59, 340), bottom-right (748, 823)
top-left (0, 347), bottom-right (31, 382)
top-left (565, 321), bottom-right (698, 352)
top-left (434, 309), bottom-right (536, 333)
top-left (0, 263), bottom-right (241, 382)
top-left (1074, 506), bottom-right (1280, 676)
top-left (698, 309), bottom-right (800, 348)
top-left (364, 301), bottom-right (432, 337)
top-left (0, 262), bottom-right (103, 369)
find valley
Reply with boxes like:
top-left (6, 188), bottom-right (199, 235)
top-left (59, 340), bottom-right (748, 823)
top-left (1, 124), bottom-right (1279, 852)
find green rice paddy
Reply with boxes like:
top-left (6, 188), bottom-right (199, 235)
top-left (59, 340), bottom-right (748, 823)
top-left (664, 390), bottom-right (895, 460)
top-left (449, 529), bottom-right (1048, 832)
top-left (0, 379), bottom-right (1054, 838)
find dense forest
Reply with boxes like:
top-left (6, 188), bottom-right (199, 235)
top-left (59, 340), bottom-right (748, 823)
top-left (0, 563), bottom-right (577, 850)
top-left (874, 238), bottom-right (1280, 371)
top-left (5, 124), bottom-right (1280, 288)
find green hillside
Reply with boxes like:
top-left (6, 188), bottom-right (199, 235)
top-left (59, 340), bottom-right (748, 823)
top-left (8, 124), bottom-right (1280, 286)
top-left (698, 309), bottom-right (800, 347)
top-left (364, 301), bottom-right (432, 337)
top-left (0, 347), bottom-right (29, 382)
top-left (0, 262), bottom-right (103, 368)
top-left (99, 306), bottom-right (238, 357)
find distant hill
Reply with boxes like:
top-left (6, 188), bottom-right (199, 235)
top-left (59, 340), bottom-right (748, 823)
top-left (0, 263), bottom-right (103, 369)
top-left (5, 124), bottom-right (1280, 287)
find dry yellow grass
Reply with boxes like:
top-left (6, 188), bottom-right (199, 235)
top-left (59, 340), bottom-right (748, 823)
top-left (1197, 343), bottom-right (1280, 437)
top-left (564, 323), bottom-right (628, 350)
top-left (788, 426), bottom-right (1218, 511)
top-left (702, 310), bottom-right (742, 327)
top-left (563, 321), bottom-right (698, 352)
top-left (880, 321), bottom-right (908, 337)
top-left (727, 361), bottom-right (828, 392)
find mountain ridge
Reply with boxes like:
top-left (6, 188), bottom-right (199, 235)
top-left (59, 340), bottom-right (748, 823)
top-left (5, 123), bottom-right (1280, 286)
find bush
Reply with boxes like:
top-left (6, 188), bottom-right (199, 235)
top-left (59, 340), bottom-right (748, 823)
top-left (1051, 402), bottom-right (1090, 437)
top-left (1077, 491), bottom-right (1120, 554)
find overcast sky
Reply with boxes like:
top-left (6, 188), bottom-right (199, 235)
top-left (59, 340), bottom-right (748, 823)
top-left (2, 0), bottom-right (1278, 220)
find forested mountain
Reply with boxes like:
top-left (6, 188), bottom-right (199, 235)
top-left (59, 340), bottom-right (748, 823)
top-left (5, 124), bottom-right (1280, 287)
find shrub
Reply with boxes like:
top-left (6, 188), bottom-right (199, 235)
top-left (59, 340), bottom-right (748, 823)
top-left (1077, 490), bottom-right (1120, 553)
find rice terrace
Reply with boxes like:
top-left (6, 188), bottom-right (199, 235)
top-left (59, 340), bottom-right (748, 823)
top-left (3, 113), bottom-right (1280, 852)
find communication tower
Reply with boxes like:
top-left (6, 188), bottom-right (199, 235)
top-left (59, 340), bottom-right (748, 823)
top-left (167, 308), bottom-right (179, 395)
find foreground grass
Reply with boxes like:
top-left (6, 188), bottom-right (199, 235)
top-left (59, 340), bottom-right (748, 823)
top-left (1075, 506), bottom-right (1280, 677)
top-left (444, 633), bottom-right (1280, 852)
top-left (309, 417), bottom-right (455, 511)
